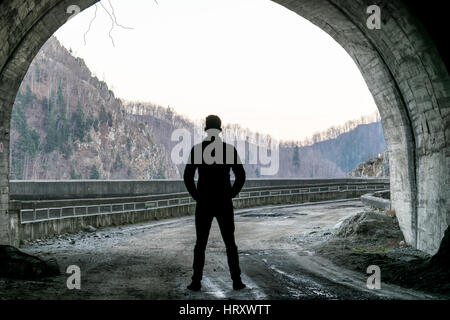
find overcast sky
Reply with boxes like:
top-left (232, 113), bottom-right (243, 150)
top-left (54, 0), bottom-right (378, 141)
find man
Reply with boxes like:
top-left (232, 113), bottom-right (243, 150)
top-left (183, 115), bottom-right (246, 291)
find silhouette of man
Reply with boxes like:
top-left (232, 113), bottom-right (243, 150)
top-left (184, 115), bottom-right (246, 291)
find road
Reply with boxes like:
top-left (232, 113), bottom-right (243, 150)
top-left (0, 200), bottom-right (434, 300)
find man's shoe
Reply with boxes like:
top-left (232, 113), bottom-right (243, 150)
top-left (187, 281), bottom-right (201, 291)
top-left (233, 280), bottom-right (246, 290)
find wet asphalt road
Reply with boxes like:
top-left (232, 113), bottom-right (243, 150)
top-left (0, 200), bottom-right (433, 300)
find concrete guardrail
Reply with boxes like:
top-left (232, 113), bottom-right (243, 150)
top-left (361, 190), bottom-right (391, 210)
top-left (8, 178), bottom-right (389, 244)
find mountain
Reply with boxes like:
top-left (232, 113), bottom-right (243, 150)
top-left (10, 37), bottom-right (178, 180)
top-left (123, 101), bottom-right (349, 178)
top-left (305, 121), bottom-right (386, 173)
top-left (10, 36), bottom-right (386, 180)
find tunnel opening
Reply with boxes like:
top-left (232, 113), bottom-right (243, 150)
top-left (0, 0), bottom-right (448, 262)
top-left (0, 0), bottom-right (449, 301)
top-left (8, 0), bottom-right (387, 182)
top-left (6, 0), bottom-right (391, 253)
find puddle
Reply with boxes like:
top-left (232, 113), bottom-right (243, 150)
top-left (268, 264), bottom-right (337, 299)
top-left (332, 204), bottom-right (364, 209)
top-left (241, 212), bottom-right (307, 218)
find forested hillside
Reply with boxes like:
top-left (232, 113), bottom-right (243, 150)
top-left (10, 36), bottom-right (386, 180)
top-left (10, 37), bottom-right (178, 180)
top-left (304, 121), bottom-right (386, 173)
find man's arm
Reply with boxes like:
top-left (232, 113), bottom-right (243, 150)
top-left (230, 147), bottom-right (246, 198)
top-left (183, 147), bottom-right (199, 200)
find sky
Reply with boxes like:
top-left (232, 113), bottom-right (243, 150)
top-left (54, 0), bottom-right (378, 142)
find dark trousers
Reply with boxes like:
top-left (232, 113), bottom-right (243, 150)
top-left (192, 200), bottom-right (241, 282)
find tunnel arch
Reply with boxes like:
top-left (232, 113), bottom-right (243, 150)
top-left (0, 0), bottom-right (448, 254)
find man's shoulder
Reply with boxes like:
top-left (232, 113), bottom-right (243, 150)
top-left (192, 140), bottom-right (236, 148)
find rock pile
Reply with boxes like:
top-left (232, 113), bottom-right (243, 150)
top-left (348, 151), bottom-right (389, 178)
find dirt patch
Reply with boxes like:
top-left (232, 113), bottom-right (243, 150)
top-left (241, 212), bottom-right (307, 218)
top-left (331, 204), bottom-right (365, 209)
top-left (0, 201), bottom-right (443, 300)
top-left (334, 211), bottom-right (403, 248)
top-left (313, 211), bottom-right (450, 298)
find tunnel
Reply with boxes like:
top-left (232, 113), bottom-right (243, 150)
top-left (0, 0), bottom-right (449, 255)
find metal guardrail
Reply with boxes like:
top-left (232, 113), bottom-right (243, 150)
top-left (19, 183), bottom-right (389, 224)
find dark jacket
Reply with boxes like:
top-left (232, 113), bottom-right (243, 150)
top-left (183, 136), bottom-right (246, 204)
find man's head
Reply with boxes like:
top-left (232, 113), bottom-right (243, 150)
top-left (205, 115), bottom-right (222, 132)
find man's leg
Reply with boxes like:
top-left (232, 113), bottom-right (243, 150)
top-left (216, 211), bottom-right (245, 290)
top-left (189, 208), bottom-right (214, 290)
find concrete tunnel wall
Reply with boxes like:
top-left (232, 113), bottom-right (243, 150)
top-left (0, 0), bottom-right (449, 254)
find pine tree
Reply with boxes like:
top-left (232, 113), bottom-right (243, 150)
top-left (72, 102), bottom-right (86, 141)
top-left (107, 112), bottom-right (113, 127)
top-left (43, 90), bottom-right (58, 153)
top-left (99, 105), bottom-right (108, 125)
top-left (70, 167), bottom-right (82, 179)
top-left (56, 85), bottom-right (70, 150)
top-left (89, 165), bottom-right (100, 179)
top-left (93, 118), bottom-right (99, 132)
top-left (293, 146), bottom-right (300, 170)
top-left (11, 94), bottom-right (40, 178)
top-left (24, 85), bottom-right (33, 106)
top-left (113, 154), bottom-right (123, 170)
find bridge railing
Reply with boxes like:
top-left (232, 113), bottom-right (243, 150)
top-left (17, 180), bottom-right (389, 224)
